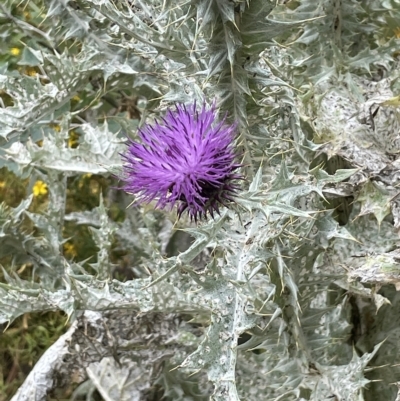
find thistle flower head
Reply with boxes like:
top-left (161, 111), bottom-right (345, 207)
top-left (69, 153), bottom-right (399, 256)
top-left (120, 102), bottom-right (241, 221)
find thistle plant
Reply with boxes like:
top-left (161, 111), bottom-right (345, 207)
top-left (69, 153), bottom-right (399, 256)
top-left (1, 0), bottom-right (400, 401)
top-left (120, 102), bottom-right (241, 220)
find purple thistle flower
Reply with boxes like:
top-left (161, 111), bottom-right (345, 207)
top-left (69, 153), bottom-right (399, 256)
top-left (120, 102), bottom-right (242, 221)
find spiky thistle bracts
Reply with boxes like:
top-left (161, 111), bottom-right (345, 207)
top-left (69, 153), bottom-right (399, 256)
top-left (120, 102), bottom-right (242, 221)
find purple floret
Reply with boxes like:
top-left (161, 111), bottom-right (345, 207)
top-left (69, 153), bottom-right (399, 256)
top-left (120, 102), bottom-right (242, 221)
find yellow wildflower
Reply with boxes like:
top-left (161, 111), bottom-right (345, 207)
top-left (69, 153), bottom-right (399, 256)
top-left (10, 48), bottom-right (21, 56)
top-left (24, 67), bottom-right (38, 77)
top-left (32, 180), bottom-right (48, 197)
top-left (68, 130), bottom-right (80, 148)
top-left (72, 95), bottom-right (81, 102)
top-left (63, 242), bottom-right (77, 257)
top-left (0, 182), bottom-right (5, 189)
